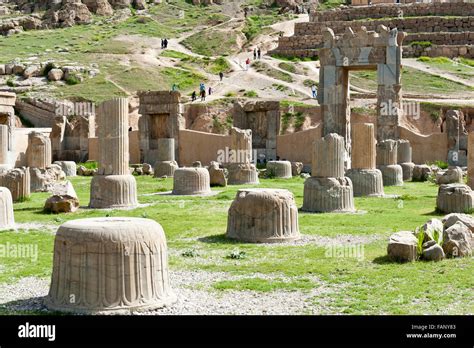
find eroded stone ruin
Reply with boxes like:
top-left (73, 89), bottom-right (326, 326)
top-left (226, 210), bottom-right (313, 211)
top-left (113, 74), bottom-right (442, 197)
top-left (376, 139), bottom-right (403, 186)
top-left (0, 186), bottom-right (14, 229)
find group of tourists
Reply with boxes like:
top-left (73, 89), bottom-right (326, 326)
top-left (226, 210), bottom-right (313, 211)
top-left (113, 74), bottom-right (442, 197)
top-left (161, 38), bottom-right (169, 49)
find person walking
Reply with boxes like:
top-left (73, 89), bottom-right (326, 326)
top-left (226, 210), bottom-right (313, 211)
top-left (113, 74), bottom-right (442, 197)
top-left (253, 48), bottom-right (257, 60)
top-left (208, 86), bottom-right (212, 96)
top-left (219, 72), bottom-right (224, 81)
top-left (171, 83), bottom-right (177, 91)
top-left (311, 84), bottom-right (317, 99)
top-left (191, 91), bottom-right (197, 102)
top-left (199, 82), bottom-right (205, 93)
top-left (257, 47), bottom-right (261, 59)
top-left (164, 38), bottom-right (168, 49)
top-left (161, 39), bottom-right (164, 49)
top-left (200, 89), bottom-right (206, 102)
top-left (245, 57), bottom-right (251, 71)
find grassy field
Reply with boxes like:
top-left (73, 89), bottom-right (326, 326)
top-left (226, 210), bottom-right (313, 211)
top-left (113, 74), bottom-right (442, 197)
top-left (417, 56), bottom-right (474, 81)
top-left (351, 67), bottom-right (474, 96)
top-left (1, 176), bottom-right (473, 315)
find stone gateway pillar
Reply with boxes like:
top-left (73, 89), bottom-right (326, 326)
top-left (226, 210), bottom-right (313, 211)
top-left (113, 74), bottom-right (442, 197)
top-left (26, 132), bottom-right (52, 169)
top-left (226, 127), bottom-right (259, 185)
top-left (0, 125), bottom-right (10, 172)
top-left (346, 123), bottom-right (384, 197)
top-left (89, 98), bottom-right (138, 209)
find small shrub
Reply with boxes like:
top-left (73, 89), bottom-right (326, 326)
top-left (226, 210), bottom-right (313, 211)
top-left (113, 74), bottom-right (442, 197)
top-left (243, 90), bottom-right (258, 98)
top-left (227, 250), bottom-right (246, 260)
top-left (182, 249), bottom-right (199, 258)
top-left (65, 74), bottom-right (81, 85)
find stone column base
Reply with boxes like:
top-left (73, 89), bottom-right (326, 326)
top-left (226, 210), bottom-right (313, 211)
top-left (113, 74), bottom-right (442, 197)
top-left (267, 161), bottom-right (292, 178)
top-left (226, 188), bottom-right (300, 243)
top-left (302, 177), bottom-right (355, 213)
top-left (89, 175), bottom-right (138, 209)
top-left (172, 167), bottom-right (211, 195)
top-left (378, 165), bottom-right (403, 186)
top-left (436, 184), bottom-right (474, 213)
top-left (346, 168), bottom-right (384, 197)
top-left (400, 162), bottom-right (415, 181)
top-left (154, 161), bottom-right (178, 178)
top-left (226, 163), bottom-right (259, 185)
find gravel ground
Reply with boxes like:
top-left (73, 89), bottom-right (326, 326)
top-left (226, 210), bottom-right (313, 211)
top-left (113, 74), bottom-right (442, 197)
top-left (0, 270), bottom-right (340, 315)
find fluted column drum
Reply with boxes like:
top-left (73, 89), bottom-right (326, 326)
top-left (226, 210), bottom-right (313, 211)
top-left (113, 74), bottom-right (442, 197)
top-left (352, 123), bottom-right (376, 170)
top-left (154, 161), bottom-right (178, 178)
top-left (97, 98), bottom-right (129, 176)
top-left (26, 132), bottom-right (52, 169)
top-left (45, 217), bottom-right (177, 314)
top-left (226, 189), bottom-right (300, 243)
top-left (230, 127), bottom-right (252, 164)
top-left (312, 133), bottom-right (345, 178)
top-left (172, 167), bottom-right (211, 195)
top-left (0, 187), bottom-right (14, 229)
top-left (376, 139), bottom-right (398, 166)
top-left (90, 175), bottom-right (138, 209)
top-left (346, 169), bottom-right (384, 197)
top-left (436, 184), bottom-right (474, 213)
top-left (302, 177), bottom-right (355, 213)
top-left (397, 139), bottom-right (412, 164)
top-left (379, 164), bottom-right (403, 186)
top-left (267, 161), bottom-right (292, 178)
top-left (0, 167), bottom-right (30, 202)
top-left (227, 163), bottom-right (259, 185)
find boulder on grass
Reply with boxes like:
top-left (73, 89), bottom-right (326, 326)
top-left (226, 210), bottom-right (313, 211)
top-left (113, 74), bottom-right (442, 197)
top-left (442, 213), bottom-right (474, 234)
top-left (387, 231), bottom-right (418, 262)
top-left (422, 241), bottom-right (445, 261)
top-left (44, 181), bottom-right (79, 213)
top-left (442, 221), bottom-right (472, 258)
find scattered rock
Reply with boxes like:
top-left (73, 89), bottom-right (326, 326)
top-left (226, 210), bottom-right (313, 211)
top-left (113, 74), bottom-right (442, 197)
top-left (291, 161), bottom-right (303, 176)
top-left (442, 213), bottom-right (474, 234)
top-left (387, 231), bottom-right (418, 262)
top-left (208, 161), bottom-right (227, 187)
top-left (44, 181), bottom-right (79, 213)
top-left (412, 164), bottom-right (432, 182)
top-left (192, 161), bottom-right (202, 168)
top-left (420, 218), bottom-right (443, 242)
top-left (436, 166), bottom-right (463, 185)
top-left (142, 163), bottom-right (153, 175)
top-left (422, 243), bottom-right (445, 262)
top-left (442, 221), bottom-right (472, 258)
top-left (47, 68), bottom-right (64, 81)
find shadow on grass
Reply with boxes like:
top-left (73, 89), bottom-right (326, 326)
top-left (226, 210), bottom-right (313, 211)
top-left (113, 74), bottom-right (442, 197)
top-left (421, 209), bottom-right (446, 217)
top-left (0, 297), bottom-right (60, 315)
top-left (372, 255), bottom-right (396, 265)
top-left (198, 234), bottom-right (239, 244)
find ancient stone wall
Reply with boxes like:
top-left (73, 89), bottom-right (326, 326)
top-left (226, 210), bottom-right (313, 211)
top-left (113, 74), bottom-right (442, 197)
top-left (276, 125), bottom-right (322, 169)
top-left (178, 129), bottom-right (231, 167)
top-left (310, 2), bottom-right (474, 22)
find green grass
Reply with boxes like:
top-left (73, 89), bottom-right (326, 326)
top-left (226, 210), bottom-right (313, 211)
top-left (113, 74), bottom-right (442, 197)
top-left (182, 29), bottom-right (241, 57)
top-left (270, 54), bottom-right (318, 62)
top-left (252, 61), bottom-right (293, 83)
top-left (243, 12), bottom-right (290, 42)
top-left (351, 67), bottom-right (474, 95)
top-left (416, 56), bottom-right (474, 81)
top-left (243, 90), bottom-right (258, 97)
top-left (1, 176), bottom-right (473, 314)
top-left (2, 176), bottom-right (472, 314)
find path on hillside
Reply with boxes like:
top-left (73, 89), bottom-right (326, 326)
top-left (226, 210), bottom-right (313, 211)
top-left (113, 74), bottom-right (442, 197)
top-left (111, 12), bottom-right (473, 106)
top-left (403, 58), bottom-right (474, 87)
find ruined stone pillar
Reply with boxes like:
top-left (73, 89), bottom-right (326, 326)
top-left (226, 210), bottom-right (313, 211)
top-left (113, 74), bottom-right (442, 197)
top-left (46, 217), bottom-right (177, 313)
top-left (469, 132), bottom-right (474, 189)
top-left (377, 139), bottom-right (403, 186)
top-left (0, 167), bottom-right (30, 202)
top-left (397, 139), bottom-right (415, 181)
top-left (0, 187), bottom-right (14, 229)
top-left (226, 127), bottom-right (259, 185)
top-left (153, 138), bottom-right (178, 178)
top-left (26, 132), bottom-right (52, 169)
top-left (89, 98), bottom-right (138, 209)
top-left (226, 188), bottom-right (300, 243)
top-left (346, 123), bottom-right (384, 197)
top-left (302, 133), bottom-right (355, 213)
top-left (0, 125), bottom-right (10, 172)
top-left (436, 184), bottom-right (474, 214)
